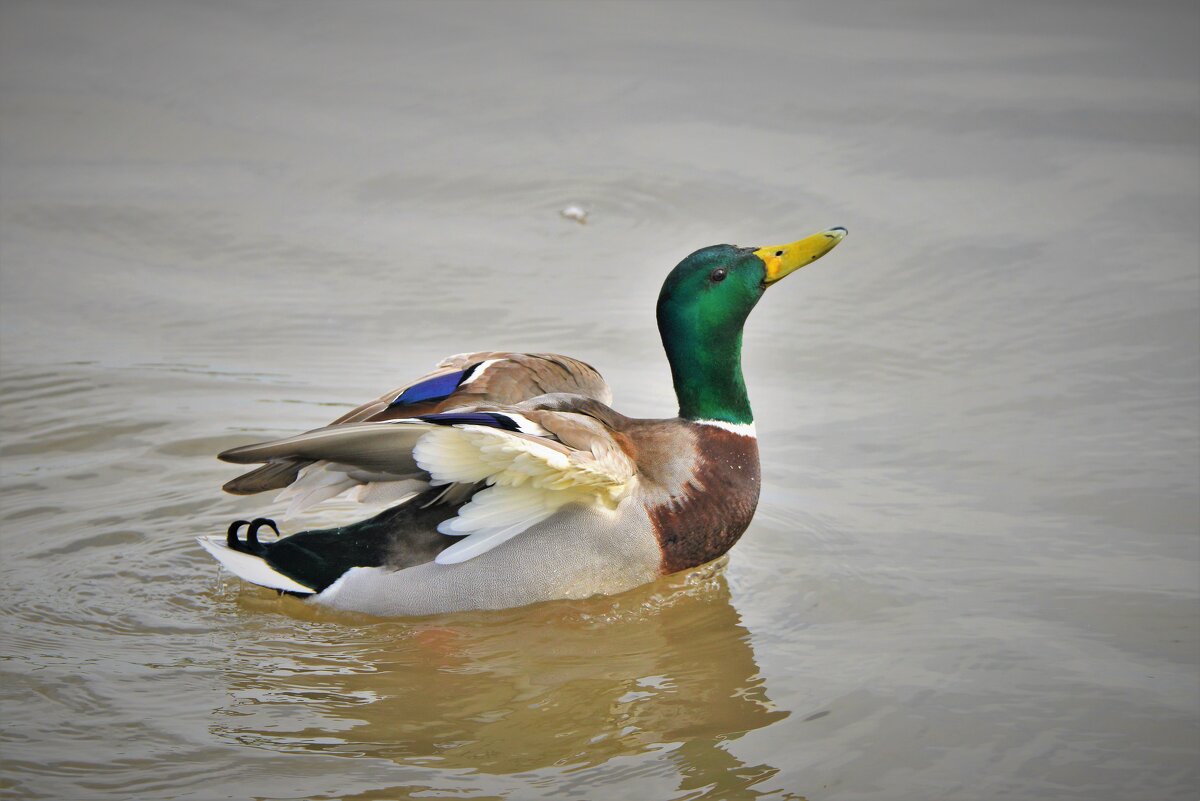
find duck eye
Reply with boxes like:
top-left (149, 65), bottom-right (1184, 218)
top-left (775, 250), bottom-right (784, 257)
top-left (710, 268), bottom-right (728, 283)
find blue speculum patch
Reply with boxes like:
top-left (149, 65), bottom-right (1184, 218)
top-left (390, 369), bottom-right (467, 406)
top-left (416, 412), bottom-right (519, 431)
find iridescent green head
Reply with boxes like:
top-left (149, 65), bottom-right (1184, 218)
top-left (656, 227), bottom-right (847, 424)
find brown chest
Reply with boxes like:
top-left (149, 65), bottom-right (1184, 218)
top-left (646, 425), bottom-right (761, 574)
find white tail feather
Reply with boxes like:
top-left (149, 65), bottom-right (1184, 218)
top-left (348, 479), bottom-right (426, 506)
top-left (197, 536), bottom-right (316, 594)
top-left (285, 477), bottom-right (359, 516)
top-left (277, 462), bottom-right (427, 515)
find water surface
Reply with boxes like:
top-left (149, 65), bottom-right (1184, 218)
top-left (1, 1), bottom-right (1197, 799)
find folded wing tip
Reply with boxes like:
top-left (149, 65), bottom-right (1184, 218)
top-left (216, 445), bottom-right (258, 464)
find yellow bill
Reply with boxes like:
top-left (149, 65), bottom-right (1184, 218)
top-left (755, 227), bottom-right (848, 285)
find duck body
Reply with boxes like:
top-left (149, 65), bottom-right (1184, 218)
top-left (203, 229), bottom-right (845, 615)
top-left (302, 417), bottom-right (757, 617)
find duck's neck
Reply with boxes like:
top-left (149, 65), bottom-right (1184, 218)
top-left (660, 326), bottom-right (754, 425)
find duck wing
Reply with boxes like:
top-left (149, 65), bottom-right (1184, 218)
top-left (220, 400), bottom-right (637, 564)
top-left (219, 352), bottom-right (611, 500)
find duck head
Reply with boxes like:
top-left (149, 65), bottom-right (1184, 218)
top-left (656, 227), bottom-right (847, 424)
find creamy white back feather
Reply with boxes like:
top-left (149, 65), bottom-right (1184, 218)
top-left (412, 423), bottom-right (635, 564)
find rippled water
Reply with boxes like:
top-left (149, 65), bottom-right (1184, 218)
top-left (2, 1), bottom-right (1197, 799)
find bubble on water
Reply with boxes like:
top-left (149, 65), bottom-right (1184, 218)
top-left (559, 204), bottom-right (588, 224)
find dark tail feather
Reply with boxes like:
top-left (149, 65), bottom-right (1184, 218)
top-left (222, 460), bottom-right (307, 495)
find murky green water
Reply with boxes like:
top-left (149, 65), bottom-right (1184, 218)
top-left (2, 1), bottom-right (1197, 799)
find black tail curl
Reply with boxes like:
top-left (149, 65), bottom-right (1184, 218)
top-left (226, 518), bottom-right (281, 555)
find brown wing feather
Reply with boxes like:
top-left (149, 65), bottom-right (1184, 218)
top-left (221, 460), bottom-right (304, 495)
top-left (220, 352), bottom-right (612, 495)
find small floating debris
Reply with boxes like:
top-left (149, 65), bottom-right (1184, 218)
top-left (560, 204), bottom-right (588, 225)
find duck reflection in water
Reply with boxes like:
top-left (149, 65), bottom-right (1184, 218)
top-left (214, 564), bottom-right (798, 800)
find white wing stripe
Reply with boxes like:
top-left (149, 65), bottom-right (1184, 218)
top-left (459, 358), bottom-right (502, 386)
top-left (496, 413), bottom-right (551, 437)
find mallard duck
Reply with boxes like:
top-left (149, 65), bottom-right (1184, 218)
top-left (201, 227), bottom-right (847, 615)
